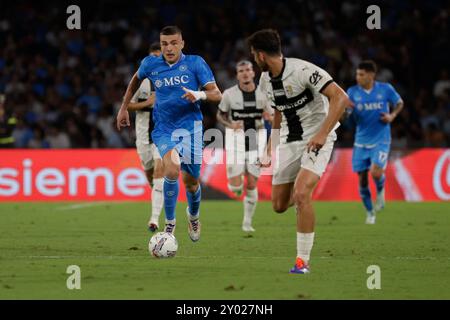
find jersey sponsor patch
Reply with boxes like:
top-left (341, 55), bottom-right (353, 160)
top-left (273, 89), bottom-right (314, 112)
top-left (309, 70), bottom-right (323, 86)
top-left (270, 79), bottom-right (312, 142)
top-left (231, 109), bottom-right (264, 121)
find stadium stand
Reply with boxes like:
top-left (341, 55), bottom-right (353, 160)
top-left (0, 0), bottom-right (448, 148)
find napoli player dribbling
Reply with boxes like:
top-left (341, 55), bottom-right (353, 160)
top-left (117, 26), bottom-right (222, 241)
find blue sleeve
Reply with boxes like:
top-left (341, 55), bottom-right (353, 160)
top-left (346, 87), bottom-right (356, 103)
top-left (137, 56), bottom-right (153, 80)
top-left (386, 83), bottom-right (401, 105)
top-left (195, 56), bottom-right (216, 87)
top-left (346, 88), bottom-right (356, 107)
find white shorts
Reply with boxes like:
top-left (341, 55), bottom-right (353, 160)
top-left (226, 150), bottom-right (261, 179)
top-left (137, 143), bottom-right (161, 171)
top-left (272, 135), bottom-right (335, 185)
top-left (225, 129), bottom-right (266, 179)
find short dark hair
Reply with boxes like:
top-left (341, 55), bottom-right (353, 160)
top-left (149, 42), bottom-right (161, 52)
top-left (358, 60), bottom-right (377, 73)
top-left (247, 29), bottom-right (281, 56)
top-left (160, 26), bottom-right (182, 36)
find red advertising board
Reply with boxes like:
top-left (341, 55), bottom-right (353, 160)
top-left (0, 149), bottom-right (448, 202)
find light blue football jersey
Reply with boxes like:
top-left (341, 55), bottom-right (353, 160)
top-left (347, 81), bottom-right (401, 146)
top-left (137, 53), bottom-right (216, 136)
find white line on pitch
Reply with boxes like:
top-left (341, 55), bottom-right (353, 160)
top-left (55, 202), bottom-right (109, 211)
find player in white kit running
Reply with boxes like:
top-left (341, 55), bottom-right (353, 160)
top-left (248, 29), bottom-right (350, 274)
top-left (127, 43), bottom-right (164, 232)
top-left (217, 60), bottom-right (272, 232)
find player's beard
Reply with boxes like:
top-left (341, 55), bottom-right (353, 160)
top-left (258, 61), bottom-right (269, 72)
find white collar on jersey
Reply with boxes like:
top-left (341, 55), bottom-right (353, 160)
top-left (360, 82), bottom-right (376, 94)
top-left (164, 53), bottom-right (186, 67)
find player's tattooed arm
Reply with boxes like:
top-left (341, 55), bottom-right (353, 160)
top-left (381, 100), bottom-right (404, 123)
top-left (116, 72), bottom-right (142, 130)
top-left (127, 94), bottom-right (155, 112)
top-left (307, 82), bottom-right (351, 152)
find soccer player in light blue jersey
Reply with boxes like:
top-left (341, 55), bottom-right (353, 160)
top-left (346, 60), bottom-right (404, 224)
top-left (117, 26), bottom-right (222, 241)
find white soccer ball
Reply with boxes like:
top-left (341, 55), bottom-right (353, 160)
top-left (148, 232), bottom-right (178, 258)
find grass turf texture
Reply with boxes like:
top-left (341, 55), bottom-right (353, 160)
top-left (0, 201), bottom-right (449, 299)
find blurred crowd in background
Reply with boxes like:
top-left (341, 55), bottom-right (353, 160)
top-left (0, 0), bottom-right (449, 149)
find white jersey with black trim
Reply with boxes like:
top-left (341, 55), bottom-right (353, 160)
top-left (259, 58), bottom-right (339, 144)
top-left (131, 79), bottom-right (153, 146)
top-left (218, 84), bottom-right (272, 152)
top-left (218, 84), bottom-right (271, 130)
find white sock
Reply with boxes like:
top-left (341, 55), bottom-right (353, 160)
top-left (367, 210), bottom-right (376, 217)
top-left (243, 188), bottom-right (258, 226)
top-left (151, 178), bottom-right (164, 223)
top-left (297, 232), bottom-right (315, 263)
top-left (228, 183), bottom-right (243, 197)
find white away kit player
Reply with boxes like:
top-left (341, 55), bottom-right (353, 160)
top-left (248, 29), bottom-right (350, 273)
top-left (127, 44), bottom-right (164, 232)
top-left (217, 60), bottom-right (272, 232)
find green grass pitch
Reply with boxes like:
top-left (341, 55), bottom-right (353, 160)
top-left (0, 201), bottom-right (449, 299)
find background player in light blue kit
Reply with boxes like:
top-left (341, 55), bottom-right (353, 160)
top-left (117, 26), bottom-right (222, 241)
top-left (346, 61), bottom-right (404, 224)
